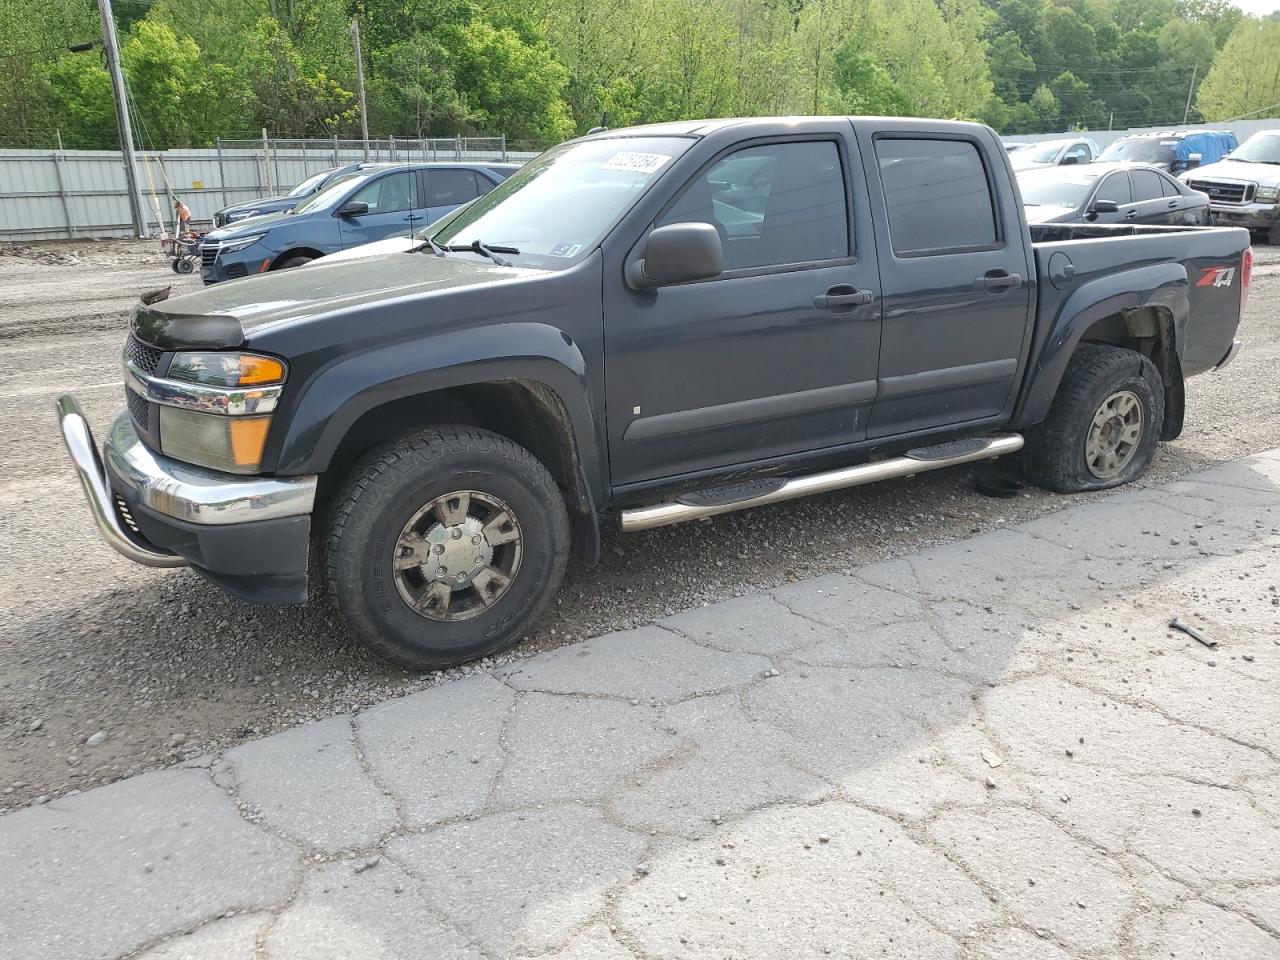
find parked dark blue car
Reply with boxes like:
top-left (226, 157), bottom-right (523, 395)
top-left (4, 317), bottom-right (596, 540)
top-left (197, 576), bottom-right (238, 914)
top-left (212, 164), bottom-right (373, 227)
top-left (199, 162), bottom-right (520, 283)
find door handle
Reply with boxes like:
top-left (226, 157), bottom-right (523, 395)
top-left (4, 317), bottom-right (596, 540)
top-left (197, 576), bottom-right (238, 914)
top-left (973, 270), bottom-right (1023, 292)
top-left (1167, 200), bottom-right (1179, 209)
top-left (813, 285), bottom-right (874, 311)
top-left (1124, 209), bottom-right (1139, 220)
top-left (404, 214), bottom-right (423, 221)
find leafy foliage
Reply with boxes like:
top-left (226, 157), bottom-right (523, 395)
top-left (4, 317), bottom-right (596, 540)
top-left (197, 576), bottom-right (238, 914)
top-left (1, 0), bottom-right (1275, 148)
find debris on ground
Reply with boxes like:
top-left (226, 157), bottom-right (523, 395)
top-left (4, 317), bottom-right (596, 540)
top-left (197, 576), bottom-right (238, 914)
top-left (1169, 618), bottom-right (1218, 649)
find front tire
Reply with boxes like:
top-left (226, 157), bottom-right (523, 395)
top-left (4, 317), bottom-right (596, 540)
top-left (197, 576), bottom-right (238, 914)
top-left (326, 426), bottom-right (570, 669)
top-left (276, 254), bottom-right (316, 269)
top-left (1025, 344), bottom-right (1164, 493)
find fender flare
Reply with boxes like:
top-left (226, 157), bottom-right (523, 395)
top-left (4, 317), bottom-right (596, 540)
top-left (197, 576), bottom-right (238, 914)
top-left (1015, 262), bottom-right (1189, 428)
top-left (268, 321), bottom-right (606, 506)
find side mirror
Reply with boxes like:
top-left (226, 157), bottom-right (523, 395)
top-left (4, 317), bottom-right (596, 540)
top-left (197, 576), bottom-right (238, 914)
top-left (627, 222), bottom-right (723, 290)
top-left (1185, 153), bottom-right (1202, 170)
top-left (337, 200), bottom-right (370, 217)
top-left (1091, 199), bottom-right (1120, 214)
top-left (1060, 155), bottom-right (1079, 165)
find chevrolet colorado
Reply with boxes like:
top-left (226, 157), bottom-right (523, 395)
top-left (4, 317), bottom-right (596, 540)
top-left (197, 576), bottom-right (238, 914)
top-left (57, 117), bottom-right (1252, 668)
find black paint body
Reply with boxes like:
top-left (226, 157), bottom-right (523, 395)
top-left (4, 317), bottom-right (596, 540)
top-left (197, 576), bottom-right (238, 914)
top-left (128, 117), bottom-right (1252, 545)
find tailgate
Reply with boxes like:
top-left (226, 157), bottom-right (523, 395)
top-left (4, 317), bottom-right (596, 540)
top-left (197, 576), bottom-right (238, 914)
top-left (1182, 244), bottom-right (1250, 374)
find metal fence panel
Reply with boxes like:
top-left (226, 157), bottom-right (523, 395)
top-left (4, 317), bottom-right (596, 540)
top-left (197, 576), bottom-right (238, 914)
top-left (0, 135), bottom-right (544, 241)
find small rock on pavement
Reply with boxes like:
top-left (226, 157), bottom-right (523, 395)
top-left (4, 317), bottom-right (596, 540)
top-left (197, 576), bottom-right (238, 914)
top-left (353, 856), bottom-right (380, 874)
top-left (28, 718), bottom-right (44, 732)
top-left (981, 747), bottom-right (1004, 768)
top-left (85, 731), bottom-right (107, 748)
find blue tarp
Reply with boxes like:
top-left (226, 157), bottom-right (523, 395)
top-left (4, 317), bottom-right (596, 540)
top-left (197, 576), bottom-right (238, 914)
top-left (1169, 131), bottom-right (1237, 165)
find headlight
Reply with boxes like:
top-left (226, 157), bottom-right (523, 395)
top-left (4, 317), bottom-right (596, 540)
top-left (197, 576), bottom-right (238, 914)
top-left (1256, 186), bottom-right (1279, 203)
top-left (168, 352), bottom-right (286, 388)
top-left (156, 352), bottom-right (286, 473)
top-left (217, 233), bottom-right (265, 253)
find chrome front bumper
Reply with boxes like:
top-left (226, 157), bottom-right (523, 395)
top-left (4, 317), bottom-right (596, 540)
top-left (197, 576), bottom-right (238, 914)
top-left (55, 396), bottom-right (317, 568)
top-left (1209, 201), bottom-right (1278, 230)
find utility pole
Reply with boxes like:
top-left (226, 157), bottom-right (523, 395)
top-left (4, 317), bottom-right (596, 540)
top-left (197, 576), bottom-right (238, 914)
top-left (351, 18), bottom-right (370, 161)
top-left (95, 0), bottom-right (148, 238)
top-left (1182, 62), bottom-right (1199, 126)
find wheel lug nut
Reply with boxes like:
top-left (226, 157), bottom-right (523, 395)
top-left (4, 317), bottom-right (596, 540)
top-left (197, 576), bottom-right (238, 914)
top-left (475, 557), bottom-right (483, 565)
top-left (433, 544), bottom-right (444, 555)
top-left (456, 572), bottom-right (467, 583)
top-left (451, 528), bottom-right (463, 540)
top-left (472, 535), bottom-right (482, 545)
top-left (436, 566), bottom-right (447, 576)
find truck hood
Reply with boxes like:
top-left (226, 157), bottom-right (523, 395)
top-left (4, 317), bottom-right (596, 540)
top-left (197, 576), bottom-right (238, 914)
top-left (1184, 158), bottom-right (1280, 186)
top-left (131, 252), bottom-right (546, 349)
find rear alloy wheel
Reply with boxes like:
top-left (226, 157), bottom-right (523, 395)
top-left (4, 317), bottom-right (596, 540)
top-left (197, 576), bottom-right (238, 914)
top-left (1084, 389), bottom-right (1143, 480)
top-left (1025, 344), bottom-right (1163, 493)
top-left (326, 426), bottom-right (569, 669)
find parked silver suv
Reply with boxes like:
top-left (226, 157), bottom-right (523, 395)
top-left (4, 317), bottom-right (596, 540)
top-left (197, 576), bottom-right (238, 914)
top-left (1180, 130), bottom-right (1280, 243)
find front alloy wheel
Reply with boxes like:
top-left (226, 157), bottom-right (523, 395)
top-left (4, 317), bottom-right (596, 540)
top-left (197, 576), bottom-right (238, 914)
top-left (393, 490), bottom-right (523, 621)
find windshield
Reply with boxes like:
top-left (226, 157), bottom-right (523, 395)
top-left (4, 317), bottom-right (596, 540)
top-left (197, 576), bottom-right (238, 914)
top-left (1231, 133), bottom-right (1280, 164)
top-left (1099, 139), bottom-right (1176, 165)
top-left (427, 136), bottom-right (693, 267)
top-left (287, 169), bottom-right (337, 198)
top-left (1017, 170), bottom-right (1099, 208)
top-left (290, 173), bottom-right (365, 214)
top-left (1026, 141), bottom-right (1067, 163)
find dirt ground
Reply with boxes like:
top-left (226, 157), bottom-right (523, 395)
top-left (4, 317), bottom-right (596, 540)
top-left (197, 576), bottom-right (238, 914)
top-left (1, 237), bottom-right (1278, 811)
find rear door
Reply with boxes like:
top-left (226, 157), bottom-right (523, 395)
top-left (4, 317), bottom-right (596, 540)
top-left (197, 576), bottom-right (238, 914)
top-left (858, 129), bottom-right (1033, 437)
top-left (603, 129), bottom-right (882, 485)
top-left (336, 170), bottom-right (422, 247)
top-left (1128, 168), bottom-right (1173, 223)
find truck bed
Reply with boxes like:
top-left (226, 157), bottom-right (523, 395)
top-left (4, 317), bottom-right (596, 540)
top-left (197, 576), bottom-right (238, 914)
top-left (1029, 222), bottom-right (1251, 377)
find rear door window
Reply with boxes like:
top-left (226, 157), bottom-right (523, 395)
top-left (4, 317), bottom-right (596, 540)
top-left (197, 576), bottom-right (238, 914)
top-left (1130, 170), bottom-right (1165, 202)
top-left (1159, 174), bottom-right (1181, 198)
top-left (875, 138), bottom-right (998, 255)
top-left (428, 169), bottom-right (481, 206)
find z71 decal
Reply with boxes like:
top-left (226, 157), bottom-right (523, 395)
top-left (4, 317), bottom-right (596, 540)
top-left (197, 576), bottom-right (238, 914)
top-left (1197, 266), bottom-right (1237, 288)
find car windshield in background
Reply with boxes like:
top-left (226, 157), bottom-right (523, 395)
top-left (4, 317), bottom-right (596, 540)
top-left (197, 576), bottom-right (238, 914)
top-left (1231, 134), bottom-right (1280, 164)
top-left (290, 173), bottom-right (366, 213)
top-left (1017, 171), bottom-right (1098, 208)
top-left (1098, 140), bottom-right (1176, 165)
top-left (427, 137), bottom-right (693, 267)
top-left (287, 169), bottom-right (335, 198)
top-left (1026, 141), bottom-right (1067, 163)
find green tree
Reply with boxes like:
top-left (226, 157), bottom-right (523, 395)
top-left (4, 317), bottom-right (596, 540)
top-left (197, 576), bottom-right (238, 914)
top-left (1196, 18), bottom-right (1280, 121)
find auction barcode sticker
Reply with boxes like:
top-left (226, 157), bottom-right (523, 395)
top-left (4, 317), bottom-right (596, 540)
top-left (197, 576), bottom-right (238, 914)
top-left (602, 152), bottom-right (671, 174)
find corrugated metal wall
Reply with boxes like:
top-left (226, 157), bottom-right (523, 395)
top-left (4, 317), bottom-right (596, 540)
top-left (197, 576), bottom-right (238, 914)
top-left (0, 138), bottom-right (540, 241)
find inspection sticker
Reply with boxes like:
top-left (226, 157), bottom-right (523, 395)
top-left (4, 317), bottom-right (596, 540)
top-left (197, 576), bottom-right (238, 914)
top-left (602, 152), bottom-right (671, 174)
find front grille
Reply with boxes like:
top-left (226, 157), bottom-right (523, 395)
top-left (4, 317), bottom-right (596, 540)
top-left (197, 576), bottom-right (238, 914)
top-left (1186, 179), bottom-right (1254, 204)
top-left (201, 243), bottom-right (219, 267)
top-left (126, 385), bottom-right (150, 431)
top-left (124, 334), bottom-right (163, 375)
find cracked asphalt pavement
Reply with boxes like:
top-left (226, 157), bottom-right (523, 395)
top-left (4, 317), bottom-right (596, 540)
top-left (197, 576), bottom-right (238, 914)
top-left (3, 450), bottom-right (1278, 960)
top-left (0, 240), bottom-right (1279, 811)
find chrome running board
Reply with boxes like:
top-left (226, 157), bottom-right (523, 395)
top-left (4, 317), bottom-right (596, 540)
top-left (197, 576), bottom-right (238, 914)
top-left (619, 433), bottom-right (1025, 532)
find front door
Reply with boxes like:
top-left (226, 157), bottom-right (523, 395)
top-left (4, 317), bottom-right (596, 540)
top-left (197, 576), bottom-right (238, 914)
top-left (337, 170), bottom-right (422, 248)
top-left (859, 132), bottom-right (1034, 437)
top-left (604, 132), bottom-right (882, 486)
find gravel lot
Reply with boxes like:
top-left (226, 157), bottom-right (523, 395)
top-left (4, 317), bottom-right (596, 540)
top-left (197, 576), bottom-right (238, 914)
top-left (1, 238), bottom-right (1277, 810)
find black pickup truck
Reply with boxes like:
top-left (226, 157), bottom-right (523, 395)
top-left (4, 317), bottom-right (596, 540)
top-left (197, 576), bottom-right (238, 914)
top-left (58, 117), bottom-right (1252, 668)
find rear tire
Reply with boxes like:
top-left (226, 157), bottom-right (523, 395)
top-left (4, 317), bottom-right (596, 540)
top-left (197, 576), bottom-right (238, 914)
top-left (1025, 344), bottom-right (1164, 493)
top-left (325, 426), bottom-right (569, 669)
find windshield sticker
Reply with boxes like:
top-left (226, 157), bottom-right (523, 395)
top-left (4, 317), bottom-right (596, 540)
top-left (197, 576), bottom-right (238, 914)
top-left (549, 241), bottom-right (583, 257)
top-left (602, 152), bottom-right (671, 175)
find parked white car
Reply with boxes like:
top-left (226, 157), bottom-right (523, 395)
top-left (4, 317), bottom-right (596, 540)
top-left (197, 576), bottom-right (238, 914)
top-left (1008, 137), bottom-right (1099, 170)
